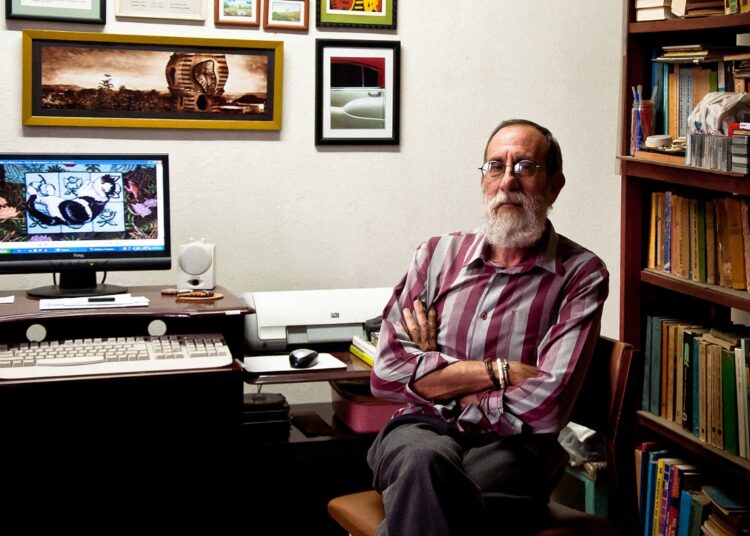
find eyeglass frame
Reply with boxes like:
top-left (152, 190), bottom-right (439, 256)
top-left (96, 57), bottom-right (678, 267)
top-left (478, 159), bottom-right (545, 181)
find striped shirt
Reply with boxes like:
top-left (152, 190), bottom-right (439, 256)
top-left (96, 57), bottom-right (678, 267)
top-left (371, 222), bottom-right (609, 436)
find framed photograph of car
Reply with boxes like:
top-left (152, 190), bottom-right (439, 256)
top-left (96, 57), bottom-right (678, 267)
top-left (263, 0), bottom-right (308, 31)
top-left (215, 0), bottom-right (259, 26)
top-left (315, 39), bottom-right (400, 145)
top-left (6, 0), bottom-right (105, 23)
top-left (22, 30), bottom-right (283, 131)
top-left (316, 0), bottom-right (395, 29)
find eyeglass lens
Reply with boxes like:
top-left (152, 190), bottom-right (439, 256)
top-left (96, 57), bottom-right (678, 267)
top-left (481, 160), bottom-right (539, 180)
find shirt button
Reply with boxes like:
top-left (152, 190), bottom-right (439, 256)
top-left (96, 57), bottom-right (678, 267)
top-left (480, 312), bottom-right (488, 320)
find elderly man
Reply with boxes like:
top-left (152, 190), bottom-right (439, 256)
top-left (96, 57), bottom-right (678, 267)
top-left (368, 119), bottom-right (609, 535)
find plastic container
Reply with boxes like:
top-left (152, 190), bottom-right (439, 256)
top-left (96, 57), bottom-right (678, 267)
top-left (630, 100), bottom-right (654, 155)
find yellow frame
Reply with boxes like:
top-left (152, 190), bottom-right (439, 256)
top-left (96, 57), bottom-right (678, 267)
top-left (22, 30), bottom-right (283, 131)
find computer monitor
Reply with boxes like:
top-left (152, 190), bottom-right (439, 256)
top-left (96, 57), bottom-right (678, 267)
top-left (0, 153), bottom-right (171, 298)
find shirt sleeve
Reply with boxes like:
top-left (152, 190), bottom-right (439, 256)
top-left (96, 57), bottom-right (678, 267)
top-left (370, 241), bottom-right (459, 409)
top-left (479, 258), bottom-right (609, 436)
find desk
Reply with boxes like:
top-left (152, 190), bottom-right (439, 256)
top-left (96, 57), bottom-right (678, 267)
top-left (0, 286), bottom-right (252, 532)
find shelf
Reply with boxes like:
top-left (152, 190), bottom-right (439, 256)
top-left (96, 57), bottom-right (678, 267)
top-left (629, 12), bottom-right (750, 33)
top-left (242, 351), bottom-right (371, 385)
top-left (620, 157), bottom-right (750, 195)
top-left (637, 411), bottom-right (750, 480)
top-left (641, 269), bottom-right (750, 312)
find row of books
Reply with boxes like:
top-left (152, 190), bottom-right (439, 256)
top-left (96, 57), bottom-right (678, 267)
top-left (636, 441), bottom-right (749, 536)
top-left (642, 316), bottom-right (750, 458)
top-left (349, 334), bottom-right (377, 366)
top-left (646, 191), bottom-right (750, 291)
top-left (636, 0), bottom-right (750, 22)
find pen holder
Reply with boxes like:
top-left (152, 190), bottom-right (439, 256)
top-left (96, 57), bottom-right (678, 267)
top-left (630, 100), bottom-right (654, 156)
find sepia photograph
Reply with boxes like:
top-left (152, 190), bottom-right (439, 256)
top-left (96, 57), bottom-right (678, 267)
top-left (23, 30), bottom-right (283, 130)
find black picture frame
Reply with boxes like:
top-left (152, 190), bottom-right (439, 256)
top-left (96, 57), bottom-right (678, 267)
top-left (6, 0), bottom-right (106, 23)
top-left (315, 38), bottom-right (400, 146)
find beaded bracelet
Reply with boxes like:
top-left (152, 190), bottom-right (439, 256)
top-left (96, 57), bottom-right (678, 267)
top-left (484, 359), bottom-right (501, 390)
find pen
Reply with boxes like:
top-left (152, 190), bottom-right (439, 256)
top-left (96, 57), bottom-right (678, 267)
top-left (88, 297), bottom-right (116, 302)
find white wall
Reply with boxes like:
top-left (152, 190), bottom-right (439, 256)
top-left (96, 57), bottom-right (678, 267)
top-left (0, 1), bottom-right (625, 403)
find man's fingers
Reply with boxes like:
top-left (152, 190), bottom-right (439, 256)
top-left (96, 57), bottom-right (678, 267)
top-left (427, 307), bottom-right (438, 348)
top-left (402, 308), bottom-right (419, 338)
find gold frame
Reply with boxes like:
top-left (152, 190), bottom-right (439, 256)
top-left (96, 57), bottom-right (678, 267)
top-left (22, 30), bottom-right (283, 131)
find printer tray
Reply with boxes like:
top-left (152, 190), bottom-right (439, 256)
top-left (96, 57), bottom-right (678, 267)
top-left (330, 379), bottom-right (404, 434)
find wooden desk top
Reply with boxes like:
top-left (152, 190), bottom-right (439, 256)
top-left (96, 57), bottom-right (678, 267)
top-left (0, 284), bottom-right (252, 323)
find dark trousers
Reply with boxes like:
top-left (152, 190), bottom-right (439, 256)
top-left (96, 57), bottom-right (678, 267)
top-left (367, 415), bottom-right (567, 536)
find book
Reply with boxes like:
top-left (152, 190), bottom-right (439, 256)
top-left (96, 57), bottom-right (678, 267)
top-left (637, 0), bottom-right (672, 6)
top-left (677, 488), bottom-right (710, 536)
top-left (637, 6), bottom-right (678, 20)
top-left (644, 449), bottom-right (672, 535)
top-left (666, 465), bottom-right (701, 536)
top-left (349, 343), bottom-right (374, 367)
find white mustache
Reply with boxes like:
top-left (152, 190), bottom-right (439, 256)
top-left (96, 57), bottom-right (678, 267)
top-left (488, 192), bottom-right (527, 211)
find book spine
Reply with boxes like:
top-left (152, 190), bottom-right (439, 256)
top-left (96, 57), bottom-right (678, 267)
top-left (349, 344), bottom-right (374, 367)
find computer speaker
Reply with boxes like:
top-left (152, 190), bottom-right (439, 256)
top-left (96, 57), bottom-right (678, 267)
top-left (177, 238), bottom-right (215, 290)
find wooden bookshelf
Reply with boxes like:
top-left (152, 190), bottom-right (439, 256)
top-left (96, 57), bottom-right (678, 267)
top-left (621, 0), bottom-right (750, 523)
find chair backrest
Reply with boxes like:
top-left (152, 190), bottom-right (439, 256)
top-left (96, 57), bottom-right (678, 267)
top-left (566, 335), bottom-right (635, 527)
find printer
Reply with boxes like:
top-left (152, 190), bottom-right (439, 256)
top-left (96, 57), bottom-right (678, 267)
top-left (242, 287), bottom-right (392, 352)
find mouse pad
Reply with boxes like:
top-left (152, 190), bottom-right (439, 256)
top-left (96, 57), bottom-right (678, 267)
top-left (243, 353), bottom-right (347, 373)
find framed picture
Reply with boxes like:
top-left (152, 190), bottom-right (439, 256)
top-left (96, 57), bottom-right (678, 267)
top-left (215, 0), bottom-right (259, 26)
top-left (315, 39), bottom-right (399, 145)
top-left (6, 0), bottom-right (105, 23)
top-left (263, 0), bottom-right (308, 31)
top-left (116, 0), bottom-right (205, 20)
top-left (22, 30), bottom-right (283, 131)
top-left (316, 0), bottom-right (396, 29)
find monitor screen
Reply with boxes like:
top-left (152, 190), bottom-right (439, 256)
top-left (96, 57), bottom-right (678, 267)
top-left (0, 153), bottom-right (171, 298)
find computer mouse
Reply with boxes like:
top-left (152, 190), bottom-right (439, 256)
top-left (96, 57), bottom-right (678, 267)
top-left (289, 348), bottom-right (319, 369)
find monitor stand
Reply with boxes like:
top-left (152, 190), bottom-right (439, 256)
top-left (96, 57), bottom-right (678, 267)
top-left (26, 270), bottom-right (128, 299)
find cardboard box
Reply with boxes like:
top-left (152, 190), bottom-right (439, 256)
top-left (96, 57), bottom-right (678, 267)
top-left (330, 380), bottom-right (404, 434)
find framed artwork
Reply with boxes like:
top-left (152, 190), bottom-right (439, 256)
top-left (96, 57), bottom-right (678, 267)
top-left (315, 39), bottom-right (400, 145)
top-left (116, 0), bottom-right (205, 20)
top-left (22, 30), bottom-right (283, 131)
top-left (215, 0), bottom-right (259, 26)
top-left (316, 0), bottom-right (396, 29)
top-left (263, 0), bottom-right (308, 31)
top-left (6, 0), bottom-right (105, 23)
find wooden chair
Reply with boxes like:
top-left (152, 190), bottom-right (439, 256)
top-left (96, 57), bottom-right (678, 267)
top-left (327, 335), bottom-right (636, 536)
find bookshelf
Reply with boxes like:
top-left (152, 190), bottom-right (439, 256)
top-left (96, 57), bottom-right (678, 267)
top-left (621, 1), bottom-right (750, 527)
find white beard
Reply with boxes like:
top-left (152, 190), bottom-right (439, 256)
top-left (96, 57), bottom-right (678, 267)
top-left (481, 191), bottom-right (550, 248)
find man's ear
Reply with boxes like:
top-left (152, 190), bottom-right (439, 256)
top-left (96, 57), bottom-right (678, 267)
top-left (547, 171), bottom-right (566, 205)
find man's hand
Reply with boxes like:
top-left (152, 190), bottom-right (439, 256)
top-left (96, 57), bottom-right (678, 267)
top-left (396, 300), bottom-right (437, 352)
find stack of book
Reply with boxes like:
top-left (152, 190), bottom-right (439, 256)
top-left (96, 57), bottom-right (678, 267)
top-left (637, 0), bottom-right (676, 21)
top-left (731, 127), bottom-right (750, 174)
top-left (349, 334), bottom-right (377, 366)
top-left (671, 0), bottom-right (726, 17)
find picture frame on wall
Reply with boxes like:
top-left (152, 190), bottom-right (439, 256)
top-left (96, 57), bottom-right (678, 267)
top-left (315, 39), bottom-right (400, 145)
top-left (316, 0), bottom-right (396, 30)
top-left (6, 0), bottom-right (106, 24)
top-left (22, 30), bottom-right (283, 131)
top-left (215, 0), bottom-right (259, 26)
top-left (116, 0), bottom-right (206, 20)
top-left (263, 0), bottom-right (308, 31)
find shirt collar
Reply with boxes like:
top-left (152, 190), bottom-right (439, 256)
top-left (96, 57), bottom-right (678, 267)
top-left (466, 221), bottom-right (562, 275)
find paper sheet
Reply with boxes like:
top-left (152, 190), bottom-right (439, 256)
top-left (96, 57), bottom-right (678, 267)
top-left (243, 352), bottom-right (347, 373)
top-left (39, 294), bottom-right (150, 310)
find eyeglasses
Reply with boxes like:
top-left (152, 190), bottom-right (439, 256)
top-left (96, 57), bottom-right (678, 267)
top-left (479, 160), bottom-right (544, 180)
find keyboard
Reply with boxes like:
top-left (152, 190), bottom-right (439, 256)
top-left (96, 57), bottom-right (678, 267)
top-left (0, 333), bottom-right (234, 380)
